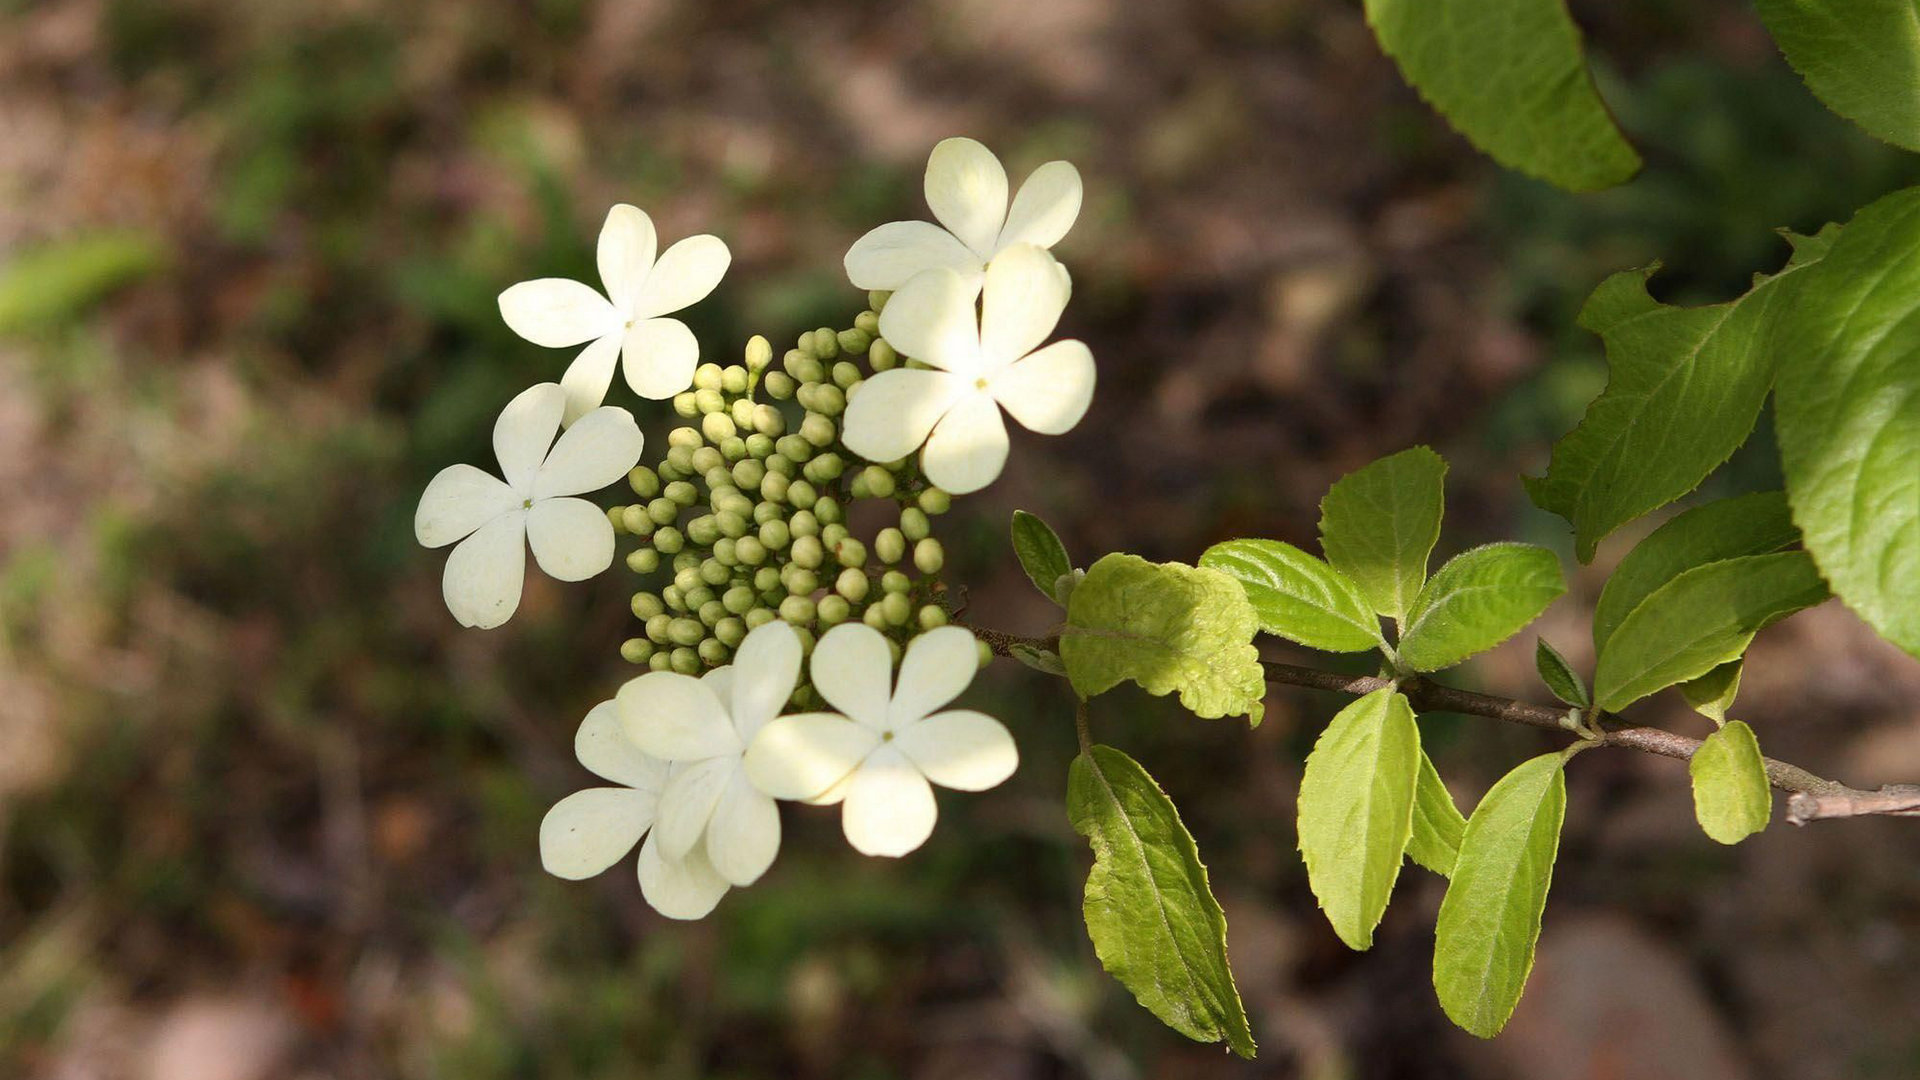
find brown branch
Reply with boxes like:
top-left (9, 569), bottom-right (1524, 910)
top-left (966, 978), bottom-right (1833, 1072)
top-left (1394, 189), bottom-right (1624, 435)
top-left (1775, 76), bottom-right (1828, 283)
top-left (966, 628), bottom-right (1918, 824)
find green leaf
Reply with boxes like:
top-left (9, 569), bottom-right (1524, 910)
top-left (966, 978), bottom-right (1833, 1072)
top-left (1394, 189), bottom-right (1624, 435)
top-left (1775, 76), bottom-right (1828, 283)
top-left (1398, 544), bottom-right (1566, 672)
top-left (1408, 747), bottom-right (1468, 877)
top-left (1526, 250), bottom-right (1828, 561)
top-left (1199, 539), bottom-right (1383, 653)
top-left (1774, 186), bottom-right (1920, 659)
top-left (0, 231), bottom-right (169, 335)
top-left (1360, 0), bottom-right (1639, 192)
top-left (1296, 689), bottom-right (1420, 950)
top-left (1009, 643), bottom-right (1067, 677)
top-left (1591, 491), bottom-right (1801, 654)
top-left (1060, 553), bottom-right (1267, 721)
top-left (1592, 551), bottom-right (1828, 712)
top-left (1011, 510), bottom-right (1072, 605)
top-left (1680, 660), bottom-right (1743, 724)
top-left (1318, 446), bottom-right (1448, 621)
top-left (1433, 753), bottom-right (1567, 1039)
top-left (1068, 745), bottom-right (1257, 1058)
top-left (1757, 0), bottom-right (1920, 153)
top-left (1533, 638), bottom-right (1590, 709)
top-left (1689, 720), bottom-right (1771, 845)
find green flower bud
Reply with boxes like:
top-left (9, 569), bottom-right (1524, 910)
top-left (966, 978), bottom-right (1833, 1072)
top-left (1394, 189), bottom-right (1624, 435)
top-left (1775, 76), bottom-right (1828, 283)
top-left (746, 432), bottom-right (777, 458)
top-left (672, 392), bottom-right (700, 418)
top-left (648, 650), bottom-right (673, 671)
top-left (626, 547), bottom-right (660, 574)
top-left (645, 614), bottom-right (674, 643)
top-left (627, 465), bottom-right (661, 498)
top-left (800, 413), bottom-right (836, 448)
top-left (663, 480), bottom-right (696, 508)
top-left (647, 497), bottom-right (679, 525)
top-left (621, 638), bottom-right (654, 664)
top-left (698, 637), bottom-right (730, 666)
top-left (701, 411), bottom-right (736, 443)
top-left (729, 397), bottom-right (754, 429)
top-left (917, 487), bottom-right (951, 515)
top-left (673, 551), bottom-right (701, 574)
top-left (874, 527), bottom-right (906, 564)
top-left (664, 445), bottom-right (695, 474)
top-left (753, 566), bottom-right (783, 593)
top-left (744, 606), bottom-right (777, 630)
top-left (684, 585), bottom-right (717, 610)
top-left (810, 383), bottom-right (846, 416)
top-left (697, 598), bottom-right (727, 627)
top-left (693, 363), bottom-right (724, 391)
top-left (716, 587), bottom-right (752, 617)
top-left (720, 436), bottom-right (747, 462)
top-left (751, 403), bottom-right (785, 438)
top-left (690, 446), bottom-right (724, 475)
top-left (673, 565), bottom-right (702, 593)
top-left (817, 594), bottom-right (851, 626)
top-left (815, 498), bottom-right (844, 526)
top-left (784, 566), bottom-right (819, 596)
top-left (631, 592), bottom-right (666, 620)
top-left (789, 510), bottom-right (820, 538)
top-left (686, 515), bottom-right (719, 546)
top-left (918, 605), bottom-right (948, 630)
top-left (779, 595), bottom-right (816, 624)
top-left (787, 353), bottom-right (826, 385)
top-left (900, 507), bottom-right (930, 542)
top-left (735, 536), bottom-right (768, 565)
top-left (693, 388), bottom-right (725, 417)
top-left (715, 491), bottom-right (755, 518)
top-left (715, 615), bottom-right (747, 647)
top-left (820, 523), bottom-right (850, 550)
top-left (831, 360), bottom-right (862, 388)
top-left (787, 478), bottom-right (818, 510)
top-left (668, 426), bottom-right (703, 449)
top-left (854, 310), bottom-right (880, 334)
top-left (763, 371), bottom-right (797, 399)
top-left (608, 506), bottom-right (629, 535)
top-left (802, 452), bottom-right (845, 484)
top-left (881, 569), bottom-right (912, 594)
top-left (671, 646), bottom-right (701, 674)
top-left (765, 453), bottom-right (796, 478)
top-left (835, 567), bottom-right (870, 603)
top-left (812, 326), bottom-right (841, 359)
top-left (716, 511), bottom-right (749, 539)
top-left (621, 505), bottom-right (652, 535)
top-left (859, 465), bottom-right (895, 498)
top-left (722, 365), bottom-right (750, 395)
top-left (869, 338), bottom-right (898, 371)
top-left (700, 559), bottom-right (731, 586)
top-left (745, 334), bottom-right (774, 372)
top-left (752, 501), bottom-right (784, 526)
top-left (662, 584), bottom-right (686, 611)
top-left (758, 519), bottom-right (790, 550)
top-left (653, 526), bottom-right (684, 554)
top-left (837, 328), bottom-right (871, 355)
top-left (868, 289), bottom-right (892, 311)
top-left (835, 536), bottom-right (867, 568)
top-left (977, 639), bottom-right (993, 670)
top-left (913, 537), bottom-right (945, 575)
top-left (790, 534), bottom-right (824, 569)
top-left (667, 616), bottom-right (704, 646)
top-left (760, 470), bottom-right (791, 504)
top-left (775, 433), bottom-right (814, 462)
top-left (863, 603), bottom-right (890, 630)
top-left (879, 591), bottom-right (911, 627)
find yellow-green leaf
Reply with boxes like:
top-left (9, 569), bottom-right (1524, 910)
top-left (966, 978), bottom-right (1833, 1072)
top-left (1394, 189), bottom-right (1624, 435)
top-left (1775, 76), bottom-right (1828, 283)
top-left (1296, 689), bottom-right (1420, 950)
top-left (1689, 720), bottom-right (1771, 844)
top-left (1398, 544), bottom-right (1565, 672)
top-left (1408, 746), bottom-right (1468, 877)
top-left (1318, 446), bottom-right (1448, 620)
top-left (1200, 539), bottom-right (1384, 653)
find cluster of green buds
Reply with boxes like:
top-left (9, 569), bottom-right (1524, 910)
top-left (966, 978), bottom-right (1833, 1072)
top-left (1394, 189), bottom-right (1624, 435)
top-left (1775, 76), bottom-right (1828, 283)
top-left (606, 295), bottom-right (967, 681)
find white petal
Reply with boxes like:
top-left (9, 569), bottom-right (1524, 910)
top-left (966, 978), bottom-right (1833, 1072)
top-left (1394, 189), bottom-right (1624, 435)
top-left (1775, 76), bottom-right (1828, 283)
top-left (493, 382), bottom-right (566, 494)
top-left (701, 664), bottom-right (734, 700)
top-left (728, 622), bottom-right (802, 740)
top-left (991, 339), bottom-right (1096, 435)
top-left (924, 137), bottom-right (1008, 257)
top-left (525, 497), bottom-right (615, 582)
top-left (803, 771), bottom-right (856, 806)
top-left (843, 220), bottom-right (982, 291)
top-left (415, 464), bottom-right (517, 548)
top-left (877, 269), bottom-right (982, 374)
top-left (634, 235), bottom-right (730, 319)
top-left (979, 244), bottom-right (1069, 368)
top-left (888, 626), bottom-right (979, 727)
top-left (539, 787), bottom-right (651, 879)
top-left (638, 831), bottom-right (729, 920)
top-left (894, 709), bottom-right (1018, 792)
top-left (498, 278), bottom-right (619, 348)
top-left (535, 405), bottom-right (644, 498)
top-left (441, 510), bottom-right (527, 629)
top-left (705, 769), bottom-right (781, 887)
top-left (618, 671), bottom-right (742, 761)
top-left (597, 204), bottom-right (657, 311)
top-left (557, 333), bottom-right (624, 427)
top-left (744, 713), bottom-right (881, 801)
top-left (839, 368), bottom-right (966, 465)
top-left (575, 700), bottom-right (668, 791)
top-left (996, 160), bottom-right (1083, 251)
top-left (841, 747), bottom-right (938, 857)
top-left (808, 624), bottom-right (895, 731)
top-left (920, 391), bottom-right (1009, 495)
top-left (653, 757), bottom-right (733, 860)
top-left (621, 317), bottom-right (700, 400)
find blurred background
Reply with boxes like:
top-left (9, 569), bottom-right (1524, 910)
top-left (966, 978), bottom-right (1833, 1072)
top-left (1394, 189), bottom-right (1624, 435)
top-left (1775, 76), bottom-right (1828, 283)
top-left (3, 0), bottom-right (1919, 1077)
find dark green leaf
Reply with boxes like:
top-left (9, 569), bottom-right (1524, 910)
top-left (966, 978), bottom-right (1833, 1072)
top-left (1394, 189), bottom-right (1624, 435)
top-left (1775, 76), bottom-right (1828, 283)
top-left (1069, 745), bottom-right (1257, 1058)
top-left (1593, 552), bottom-right (1828, 712)
top-left (1433, 753), bottom-right (1567, 1039)
top-left (1361, 0), bottom-right (1639, 191)
top-left (1011, 510), bottom-right (1073, 605)
top-left (1200, 539), bottom-right (1383, 653)
top-left (1398, 544), bottom-right (1566, 672)
top-left (1408, 746), bottom-right (1467, 878)
top-left (1689, 720), bottom-right (1771, 844)
top-left (1318, 446), bottom-right (1448, 620)
top-left (1296, 689), bottom-right (1420, 950)
top-left (1774, 186), bottom-right (1920, 659)
top-left (1757, 0), bottom-right (1920, 153)
top-left (1533, 638), bottom-right (1590, 709)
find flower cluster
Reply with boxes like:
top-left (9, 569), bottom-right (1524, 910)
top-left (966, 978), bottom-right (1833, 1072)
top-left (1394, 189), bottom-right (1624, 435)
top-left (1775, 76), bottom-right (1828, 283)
top-left (415, 137), bottom-right (1089, 917)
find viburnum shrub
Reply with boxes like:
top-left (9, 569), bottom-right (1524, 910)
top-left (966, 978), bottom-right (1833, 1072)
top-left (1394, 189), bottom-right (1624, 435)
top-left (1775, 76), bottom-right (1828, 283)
top-left (416, 4), bottom-right (1920, 1048)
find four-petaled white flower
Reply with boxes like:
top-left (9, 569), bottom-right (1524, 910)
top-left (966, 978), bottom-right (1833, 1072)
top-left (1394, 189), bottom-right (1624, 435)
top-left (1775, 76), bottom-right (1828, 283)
top-left (841, 244), bottom-right (1095, 494)
top-left (538, 699), bottom-right (733, 920)
top-left (415, 382), bottom-right (643, 629)
top-left (745, 625), bottom-right (1018, 857)
top-left (843, 136), bottom-right (1083, 292)
top-left (618, 621), bottom-right (802, 888)
top-left (499, 204), bottom-right (731, 424)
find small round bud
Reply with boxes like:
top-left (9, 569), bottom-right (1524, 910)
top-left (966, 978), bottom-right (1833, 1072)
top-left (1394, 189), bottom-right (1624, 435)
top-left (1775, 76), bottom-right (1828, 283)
top-left (703, 467), bottom-right (734, 492)
top-left (854, 310), bottom-right (880, 334)
top-left (859, 465), bottom-right (895, 498)
top-left (868, 289), bottom-right (892, 311)
top-left (715, 616), bottom-right (747, 647)
top-left (790, 534), bottom-right (824, 569)
top-left (837, 328), bottom-right (871, 356)
top-left (787, 478), bottom-right (818, 510)
top-left (701, 411), bottom-right (736, 442)
top-left (779, 595), bottom-right (816, 624)
top-left (917, 487), bottom-right (951, 515)
top-left (817, 594), bottom-right (851, 625)
top-left (758, 519), bottom-right (790, 550)
top-left (802, 452), bottom-right (844, 484)
top-left (700, 559), bottom-right (731, 587)
top-left (698, 637), bottom-right (730, 666)
top-left (723, 585), bottom-right (756, 615)
top-left (753, 566), bottom-right (783, 593)
top-left (977, 639), bottom-right (994, 670)
top-left (763, 371), bottom-right (797, 399)
top-left (626, 547), bottom-right (660, 574)
top-left (674, 565), bottom-right (703, 593)
top-left (869, 338), bottom-right (898, 371)
top-left (863, 603), bottom-right (890, 630)
top-left (646, 613), bottom-right (674, 643)
top-left (812, 500), bottom-right (843, 528)
top-left (835, 567), bottom-right (870, 603)
top-left (671, 646), bottom-right (701, 674)
top-left (693, 387), bottom-right (726, 417)
top-left (621, 505), bottom-right (653, 535)
top-left (673, 551), bottom-right (701, 574)
top-left (693, 363), bottom-right (724, 391)
top-left (661, 585), bottom-right (686, 611)
top-left (744, 606), bottom-right (778, 630)
top-left (745, 334), bottom-right (773, 372)
top-left (735, 536), bottom-right (768, 565)
top-left (810, 383), bottom-right (845, 416)
top-left (628, 465), bottom-right (661, 498)
top-left (831, 360), bottom-right (861, 389)
top-left (784, 566), bottom-right (819, 596)
top-left (746, 432), bottom-right (776, 458)
top-left (690, 446), bottom-right (724, 475)
top-left (729, 397), bottom-right (755, 429)
top-left (900, 507), bottom-right (930, 542)
top-left (881, 570), bottom-right (912, 594)
top-left (775, 434), bottom-right (814, 462)
top-left (722, 365), bottom-right (750, 395)
top-left (765, 453), bottom-right (796, 478)
top-left (752, 500), bottom-right (783, 526)
top-left (760, 471), bottom-right (791, 504)
top-left (686, 515), bottom-right (720, 547)
top-left (835, 537), bottom-right (867, 568)
top-left (668, 426), bottom-right (703, 449)
top-left (698, 599), bottom-right (728, 628)
top-left (632, 592), bottom-right (666, 620)
top-left (668, 617), bottom-right (705, 647)
top-left (653, 526), bottom-right (684, 554)
top-left (820, 523), bottom-right (850, 550)
top-left (811, 326), bottom-right (841, 359)
top-left (787, 353), bottom-right (826, 385)
top-left (879, 591), bottom-right (911, 627)
top-left (672, 392), bottom-right (700, 418)
top-left (647, 497), bottom-right (679, 525)
top-left (684, 585), bottom-right (717, 611)
top-left (664, 445), bottom-right (695, 474)
top-left (919, 605), bottom-right (950, 630)
top-left (720, 435), bottom-right (748, 462)
top-left (875, 527), bottom-right (906, 564)
top-left (621, 638), bottom-right (654, 664)
top-left (751, 403), bottom-right (785, 438)
top-left (800, 413), bottom-right (836, 448)
top-left (664, 480), bottom-right (698, 508)
top-left (789, 510), bottom-right (820, 538)
top-left (716, 511), bottom-right (749, 539)
top-left (913, 537), bottom-right (945, 574)
top-left (648, 651), bottom-right (673, 672)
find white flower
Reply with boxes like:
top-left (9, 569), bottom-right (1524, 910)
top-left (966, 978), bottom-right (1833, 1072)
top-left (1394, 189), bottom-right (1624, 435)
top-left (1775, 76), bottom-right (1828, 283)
top-left (498, 204), bottom-right (731, 424)
top-left (840, 244), bottom-right (1095, 494)
top-left (617, 621), bottom-right (802, 888)
top-left (415, 382), bottom-right (643, 629)
top-left (843, 136), bottom-right (1082, 291)
top-left (744, 625), bottom-right (1018, 858)
top-left (538, 699), bottom-right (733, 920)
